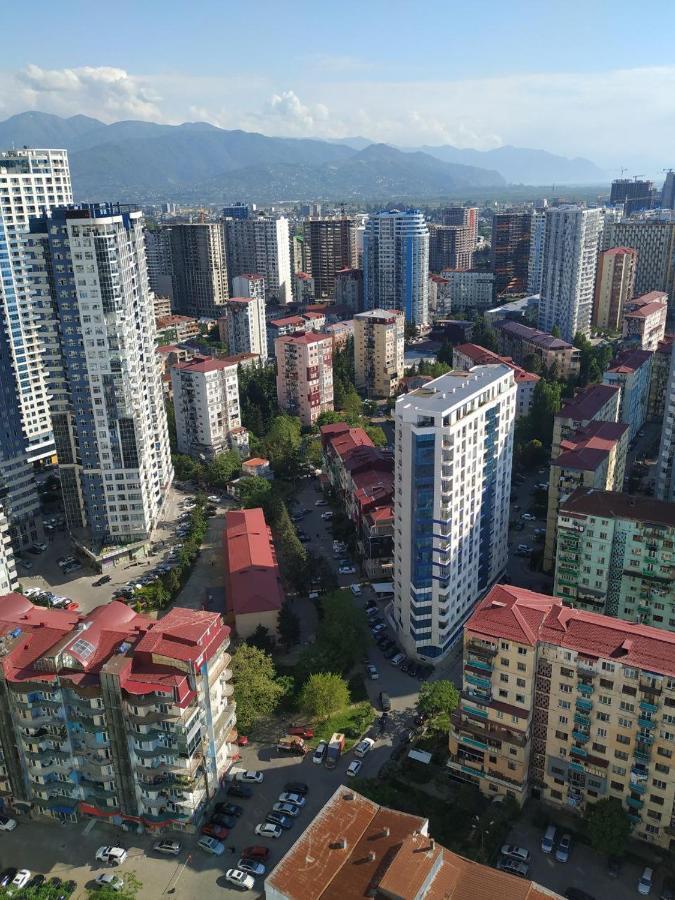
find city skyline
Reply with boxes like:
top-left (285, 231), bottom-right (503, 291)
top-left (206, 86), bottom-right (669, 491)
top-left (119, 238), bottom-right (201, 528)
top-left (0, 1), bottom-right (674, 171)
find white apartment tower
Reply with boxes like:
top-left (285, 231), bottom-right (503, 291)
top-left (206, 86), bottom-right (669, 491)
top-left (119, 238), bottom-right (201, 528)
top-left (171, 357), bottom-right (248, 460)
top-left (225, 217), bottom-right (292, 304)
top-left (26, 204), bottom-right (173, 546)
top-left (0, 504), bottom-right (17, 594)
top-left (0, 149), bottom-right (73, 546)
top-left (393, 366), bottom-right (516, 664)
top-left (221, 296), bottom-right (268, 362)
top-left (527, 210), bottom-right (546, 295)
top-left (657, 341), bottom-right (675, 502)
top-left (538, 207), bottom-right (603, 342)
top-left (363, 210), bottom-right (430, 326)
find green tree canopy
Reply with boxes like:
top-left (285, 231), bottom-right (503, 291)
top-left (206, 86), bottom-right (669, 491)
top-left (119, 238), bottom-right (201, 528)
top-left (300, 672), bottom-right (351, 719)
top-left (246, 624), bottom-right (275, 654)
top-left (206, 449), bottom-right (241, 488)
top-left (87, 871), bottom-right (142, 899)
top-left (231, 644), bottom-right (287, 732)
top-left (418, 680), bottom-right (460, 716)
top-left (471, 317), bottom-right (499, 353)
top-left (264, 414), bottom-right (302, 476)
top-left (238, 362), bottom-right (279, 436)
top-left (172, 454), bottom-right (205, 483)
top-left (237, 475), bottom-right (273, 510)
top-left (364, 425), bottom-right (387, 447)
top-left (584, 797), bottom-right (631, 856)
top-left (278, 600), bottom-right (301, 649)
top-left (298, 590), bottom-right (368, 677)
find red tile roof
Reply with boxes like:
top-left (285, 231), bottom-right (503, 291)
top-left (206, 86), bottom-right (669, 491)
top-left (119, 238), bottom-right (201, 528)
top-left (455, 343), bottom-right (540, 384)
top-left (554, 420), bottom-right (628, 471)
top-left (561, 487), bottom-right (675, 527)
top-left (243, 457), bottom-right (269, 467)
top-left (556, 382), bottom-right (620, 422)
top-left (469, 585), bottom-right (675, 678)
top-left (222, 508), bottom-right (283, 618)
top-left (156, 315), bottom-right (197, 327)
top-left (276, 331), bottom-right (331, 347)
top-left (227, 296), bottom-right (255, 305)
top-left (269, 315), bottom-right (306, 329)
top-left (173, 355), bottom-right (237, 374)
top-left (607, 348), bottom-right (653, 373)
top-left (325, 426), bottom-right (374, 462)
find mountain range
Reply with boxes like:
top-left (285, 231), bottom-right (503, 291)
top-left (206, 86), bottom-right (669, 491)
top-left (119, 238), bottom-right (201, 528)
top-left (0, 112), bottom-right (606, 202)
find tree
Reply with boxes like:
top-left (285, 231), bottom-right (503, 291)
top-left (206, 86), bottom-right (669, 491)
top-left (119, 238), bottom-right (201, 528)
top-left (585, 798), bottom-right (631, 857)
top-left (231, 644), bottom-right (287, 732)
top-left (471, 317), bottom-right (499, 353)
top-left (418, 679), bottom-right (460, 716)
top-left (88, 870), bottom-right (142, 899)
top-left (206, 449), bottom-right (241, 488)
top-left (278, 601), bottom-right (301, 649)
top-left (300, 673), bottom-right (350, 719)
top-left (165, 400), bottom-right (177, 452)
top-left (298, 590), bottom-right (368, 677)
top-left (404, 321), bottom-right (418, 341)
top-left (239, 362), bottom-right (279, 436)
top-left (523, 353), bottom-right (543, 375)
top-left (527, 379), bottom-right (562, 447)
top-left (437, 340), bottom-right (454, 366)
top-left (264, 415), bottom-right (302, 476)
top-left (172, 454), bottom-right (205, 483)
top-left (551, 324), bottom-right (561, 338)
top-left (247, 624), bottom-right (275, 654)
top-left (364, 425), bottom-right (387, 447)
top-left (341, 387), bottom-right (363, 423)
top-left (237, 476), bottom-right (273, 509)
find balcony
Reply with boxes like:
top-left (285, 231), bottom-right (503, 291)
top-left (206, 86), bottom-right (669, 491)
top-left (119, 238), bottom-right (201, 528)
top-left (637, 717), bottom-right (656, 730)
top-left (630, 781), bottom-right (646, 795)
top-left (569, 761), bottom-right (586, 774)
top-left (460, 734), bottom-right (488, 752)
top-left (466, 673), bottom-right (492, 691)
top-left (577, 682), bottom-right (594, 696)
top-left (626, 796), bottom-right (644, 810)
top-left (639, 700), bottom-right (658, 714)
top-left (461, 701), bottom-right (489, 719)
top-left (574, 713), bottom-right (590, 727)
top-left (466, 657), bottom-right (493, 673)
top-left (634, 749), bottom-right (650, 763)
top-left (576, 660), bottom-right (597, 676)
top-left (571, 746), bottom-right (587, 758)
top-left (572, 731), bottom-right (589, 743)
top-left (637, 732), bottom-right (654, 745)
top-left (575, 698), bottom-right (593, 712)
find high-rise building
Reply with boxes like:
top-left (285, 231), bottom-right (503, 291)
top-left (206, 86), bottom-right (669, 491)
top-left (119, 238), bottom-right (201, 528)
top-left (555, 488), bottom-right (675, 629)
top-left (363, 210), bottom-right (429, 325)
top-left (219, 294), bottom-right (267, 362)
top-left (232, 273), bottom-right (265, 301)
top-left (623, 291), bottom-right (668, 351)
top-left (334, 267), bottom-right (363, 312)
top-left (293, 271), bottom-right (315, 303)
top-left (610, 177), bottom-right (657, 215)
top-left (490, 211), bottom-right (532, 296)
top-left (437, 270), bottom-right (495, 317)
top-left (393, 367), bottom-right (516, 664)
top-left (649, 336), bottom-right (674, 422)
top-left (224, 216), bottom-right (292, 304)
top-left (592, 247), bottom-right (637, 331)
top-left (0, 149), bottom-right (73, 546)
top-left (275, 332), bottom-right (334, 426)
top-left (448, 582), bottom-right (675, 851)
top-left (353, 310), bottom-right (404, 398)
top-left (602, 348), bottom-right (653, 441)
top-left (604, 219), bottom-right (675, 301)
top-left (171, 356), bottom-right (248, 460)
top-left (170, 223), bottom-right (229, 317)
top-left (453, 343), bottom-right (540, 419)
top-left (527, 209), bottom-right (546, 294)
top-left (0, 505), bottom-right (17, 594)
top-left (222, 201), bottom-right (252, 219)
top-left (441, 205), bottom-right (478, 237)
top-left (0, 593), bottom-right (235, 828)
top-left (662, 170), bottom-right (675, 211)
top-left (538, 207), bottom-right (603, 342)
top-left (144, 226), bottom-right (174, 300)
top-left (656, 341), bottom-right (675, 502)
top-left (305, 218), bottom-right (355, 299)
top-left (27, 204), bottom-right (173, 548)
top-left (429, 225), bottom-right (474, 272)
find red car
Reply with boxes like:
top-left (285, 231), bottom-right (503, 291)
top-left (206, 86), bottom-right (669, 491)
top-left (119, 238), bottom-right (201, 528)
top-left (237, 735), bottom-right (249, 747)
top-left (241, 845), bottom-right (270, 860)
top-left (201, 823), bottom-right (229, 841)
top-left (288, 725), bottom-right (314, 739)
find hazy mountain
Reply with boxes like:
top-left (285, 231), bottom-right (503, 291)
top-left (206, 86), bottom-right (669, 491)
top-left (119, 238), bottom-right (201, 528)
top-left (0, 112), bottom-right (504, 201)
top-left (415, 143), bottom-right (606, 185)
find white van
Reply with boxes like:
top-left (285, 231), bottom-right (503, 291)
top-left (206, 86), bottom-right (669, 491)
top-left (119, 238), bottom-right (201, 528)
top-left (541, 825), bottom-right (556, 854)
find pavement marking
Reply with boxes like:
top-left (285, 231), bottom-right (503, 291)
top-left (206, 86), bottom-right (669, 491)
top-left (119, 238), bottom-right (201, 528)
top-left (82, 818), bottom-right (97, 835)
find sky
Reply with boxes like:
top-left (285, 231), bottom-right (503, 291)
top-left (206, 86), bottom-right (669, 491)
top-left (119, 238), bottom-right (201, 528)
top-left (1, 0), bottom-right (674, 172)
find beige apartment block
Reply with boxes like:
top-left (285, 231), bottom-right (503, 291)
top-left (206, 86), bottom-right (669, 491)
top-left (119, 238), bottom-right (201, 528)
top-left (354, 309), bottom-right (404, 398)
top-left (275, 332), bottom-right (334, 426)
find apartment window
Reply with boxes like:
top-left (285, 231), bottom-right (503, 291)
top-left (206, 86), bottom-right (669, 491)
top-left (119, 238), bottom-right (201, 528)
top-left (499, 690), bottom-right (508, 698)
top-left (610, 781), bottom-right (624, 792)
top-left (600, 679), bottom-right (614, 690)
top-left (649, 794), bottom-right (664, 806)
top-left (592, 743), bottom-right (606, 754)
top-left (616, 734), bottom-right (631, 745)
top-left (612, 765), bottom-right (626, 776)
top-left (500, 642), bottom-right (509, 650)
top-left (517, 663), bottom-right (526, 672)
top-left (657, 747), bottom-right (673, 759)
top-left (559, 700), bottom-right (571, 710)
top-left (614, 750), bottom-right (629, 761)
top-left (596, 728), bottom-right (607, 738)
top-left (559, 716), bottom-right (569, 725)
top-left (655, 763), bottom-right (670, 774)
top-left (653, 779), bottom-right (667, 790)
top-left (599, 695), bottom-right (612, 706)
top-left (596, 712), bottom-right (610, 722)
top-left (560, 684), bottom-right (572, 694)
top-left (622, 685), bottom-right (637, 696)
top-left (618, 717), bottom-right (632, 729)
top-left (516, 694), bottom-right (525, 704)
top-left (517, 647), bottom-right (527, 655)
top-left (555, 730), bottom-right (568, 741)
top-left (500, 674), bottom-right (509, 683)
top-left (647, 810), bottom-right (662, 822)
top-left (550, 789), bottom-right (563, 800)
top-left (517, 679), bottom-right (526, 688)
top-left (500, 657), bottom-right (509, 667)
top-left (601, 661), bottom-right (615, 672)
top-left (620, 701), bottom-right (635, 712)
top-left (560, 667), bottom-right (574, 678)
top-left (645, 824), bottom-right (660, 835)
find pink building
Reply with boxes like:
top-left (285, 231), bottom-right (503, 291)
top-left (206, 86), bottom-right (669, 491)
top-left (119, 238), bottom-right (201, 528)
top-left (622, 290), bottom-right (668, 351)
top-left (275, 332), bottom-right (334, 426)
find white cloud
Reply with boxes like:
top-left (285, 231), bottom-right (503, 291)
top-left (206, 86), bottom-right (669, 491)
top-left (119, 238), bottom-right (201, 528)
top-left (266, 90), bottom-right (329, 134)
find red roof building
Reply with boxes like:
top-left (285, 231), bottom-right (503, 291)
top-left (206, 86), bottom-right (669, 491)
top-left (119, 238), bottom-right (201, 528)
top-left (453, 343), bottom-right (540, 419)
top-left (223, 508), bottom-right (283, 638)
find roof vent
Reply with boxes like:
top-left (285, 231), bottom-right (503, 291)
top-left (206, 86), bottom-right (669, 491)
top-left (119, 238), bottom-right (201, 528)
top-left (344, 792), bottom-right (354, 801)
top-left (381, 826), bottom-right (390, 838)
top-left (367, 851), bottom-right (376, 862)
top-left (332, 837), bottom-right (347, 850)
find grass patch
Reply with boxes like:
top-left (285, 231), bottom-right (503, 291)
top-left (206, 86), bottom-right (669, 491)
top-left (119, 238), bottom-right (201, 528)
top-left (312, 701), bottom-right (374, 750)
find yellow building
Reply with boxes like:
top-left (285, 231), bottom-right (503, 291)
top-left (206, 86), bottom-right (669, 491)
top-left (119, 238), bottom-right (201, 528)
top-left (353, 309), bottom-right (404, 398)
top-left (449, 584), bottom-right (675, 851)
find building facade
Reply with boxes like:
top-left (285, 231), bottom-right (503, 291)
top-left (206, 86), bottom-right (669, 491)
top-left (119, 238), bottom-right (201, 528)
top-left (604, 220), bottom-right (675, 302)
top-left (494, 320), bottom-right (581, 378)
top-left (334, 267), bottom-right (363, 312)
top-left (224, 216), bottom-right (291, 304)
top-left (490, 211), bottom-right (532, 297)
top-left (0, 505), bottom-right (17, 593)
top-left (538, 207), bottom-right (603, 342)
top-left (648, 337), bottom-right (674, 422)
top-left (527, 210), bottom-right (546, 295)
top-left (592, 247), bottom-right (637, 331)
top-left (171, 356), bottom-right (247, 460)
top-left (27, 204), bottom-right (173, 548)
top-left (555, 488), bottom-right (675, 630)
top-left (603, 349), bottom-right (653, 441)
top-left (305, 218), bottom-right (356, 299)
top-left (170, 223), bottom-right (229, 318)
top-left (0, 593), bottom-right (235, 829)
top-left (623, 291), bottom-right (668, 351)
top-left (610, 178), bottom-right (658, 215)
top-left (393, 367), bottom-right (516, 663)
top-left (449, 583), bottom-right (675, 852)
top-left (437, 270), bottom-right (495, 317)
top-left (293, 272), bottom-right (315, 303)
top-left (453, 343), bottom-right (540, 419)
top-left (363, 210), bottom-right (429, 325)
top-left (353, 309), bottom-right (404, 399)
top-left (219, 294), bottom-right (267, 362)
top-left (144, 226), bottom-right (174, 300)
top-left (275, 333), bottom-right (334, 426)
top-left (656, 340), bottom-right (675, 502)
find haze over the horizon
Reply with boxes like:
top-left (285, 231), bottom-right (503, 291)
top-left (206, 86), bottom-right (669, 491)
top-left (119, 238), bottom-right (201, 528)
top-left (1, 0), bottom-right (673, 175)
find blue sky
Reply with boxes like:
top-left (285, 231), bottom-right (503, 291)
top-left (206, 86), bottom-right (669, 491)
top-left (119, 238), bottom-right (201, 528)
top-left (2, 0), bottom-right (674, 170)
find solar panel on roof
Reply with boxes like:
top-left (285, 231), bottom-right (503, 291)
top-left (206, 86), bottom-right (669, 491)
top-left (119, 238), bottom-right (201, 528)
top-left (70, 638), bottom-right (95, 660)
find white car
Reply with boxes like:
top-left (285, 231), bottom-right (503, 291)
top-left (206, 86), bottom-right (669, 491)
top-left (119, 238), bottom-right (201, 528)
top-left (366, 664), bottom-right (379, 680)
top-left (346, 760), bottom-right (362, 777)
top-left (255, 823), bottom-right (282, 839)
top-left (338, 565), bottom-right (356, 575)
top-left (312, 740), bottom-right (328, 764)
top-left (96, 846), bottom-right (127, 865)
top-left (500, 844), bottom-right (531, 863)
top-left (236, 770), bottom-right (264, 783)
top-left (354, 738), bottom-right (375, 758)
top-left (278, 791), bottom-right (305, 807)
top-left (95, 874), bottom-right (124, 892)
top-left (207, 495), bottom-right (220, 503)
top-left (521, 513), bottom-right (536, 521)
top-left (350, 583), bottom-right (362, 596)
top-left (153, 839), bottom-right (181, 856)
top-left (321, 511), bottom-right (334, 520)
top-left (638, 866), bottom-right (653, 895)
top-left (10, 870), bottom-right (31, 890)
top-left (390, 653), bottom-right (405, 666)
top-left (198, 836), bottom-right (225, 855)
top-left (0, 815), bottom-right (17, 831)
top-left (225, 869), bottom-right (255, 890)
top-left (272, 801), bottom-right (300, 817)
top-left (315, 499), bottom-right (328, 507)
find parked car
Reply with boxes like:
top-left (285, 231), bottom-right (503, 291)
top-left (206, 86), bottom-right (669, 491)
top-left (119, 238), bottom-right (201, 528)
top-left (496, 858), bottom-right (529, 878)
top-left (254, 823), bottom-right (281, 839)
top-left (0, 870), bottom-right (16, 888)
top-left (95, 847), bottom-right (127, 865)
top-left (288, 725), bottom-right (314, 739)
top-left (555, 833), bottom-right (572, 863)
top-left (564, 890), bottom-right (595, 900)
top-left (638, 867), bottom-right (654, 896)
top-left (237, 858), bottom-right (266, 876)
top-left (236, 770), bottom-right (264, 783)
top-left (272, 802), bottom-right (301, 817)
top-left (210, 813), bottom-right (236, 829)
top-left (346, 759), bottom-right (363, 777)
top-left (379, 692), bottom-right (391, 711)
top-left (201, 823), bottom-right (229, 841)
top-left (93, 575), bottom-right (111, 586)
top-left (0, 815), bottom-right (17, 831)
top-left (500, 844), bottom-right (531, 864)
top-left (153, 840), bottom-right (181, 856)
top-left (207, 495), bottom-right (220, 503)
top-left (321, 511), bottom-right (334, 520)
top-left (350, 584), bottom-right (362, 596)
top-left (215, 802), bottom-right (243, 817)
top-left (11, 870), bottom-right (31, 891)
top-left (227, 783), bottom-right (253, 798)
top-left (521, 513), bottom-right (536, 521)
top-left (94, 874), bottom-right (124, 892)
top-left (338, 565), bottom-right (355, 575)
top-left (354, 738), bottom-right (375, 758)
top-left (541, 825), bottom-right (556, 854)
top-left (27, 875), bottom-right (45, 890)
top-left (278, 791), bottom-right (305, 807)
top-left (225, 869), bottom-right (255, 891)
top-left (283, 781), bottom-right (308, 796)
top-left (312, 741), bottom-right (328, 764)
top-left (241, 845), bottom-right (270, 860)
top-left (366, 664), bottom-right (379, 680)
top-left (390, 653), bottom-right (405, 666)
top-left (266, 812), bottom-right (292, 829)
top-left (198, 836), bottom-right (225, 856)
